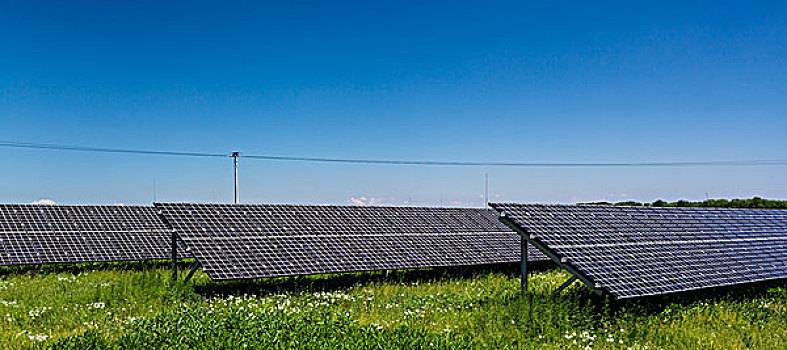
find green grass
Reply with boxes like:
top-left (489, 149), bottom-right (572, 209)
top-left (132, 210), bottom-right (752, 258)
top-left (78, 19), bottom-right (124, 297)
top-left (0, 262), bottom-right (785, 349)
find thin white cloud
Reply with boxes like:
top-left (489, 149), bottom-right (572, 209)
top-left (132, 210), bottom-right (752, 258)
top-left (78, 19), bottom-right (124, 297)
top-left (31, 199), bottom-right (56, 205)
top-left (349, 196), bottom-right (390, 206)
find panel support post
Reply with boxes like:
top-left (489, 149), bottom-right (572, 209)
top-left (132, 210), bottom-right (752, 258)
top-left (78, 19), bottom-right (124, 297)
top-left (171, 231), bottom-right (178, 283)
top-left (520, 229), bottom-right (528, 294)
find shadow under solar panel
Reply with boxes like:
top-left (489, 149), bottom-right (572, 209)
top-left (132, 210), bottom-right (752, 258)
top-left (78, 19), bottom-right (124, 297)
top-left (155, 203), bottom-right (548, 281)
top-left (490, 203), bottom-right (787, 299)
top-left (0, 204), bottom-right (183, 266)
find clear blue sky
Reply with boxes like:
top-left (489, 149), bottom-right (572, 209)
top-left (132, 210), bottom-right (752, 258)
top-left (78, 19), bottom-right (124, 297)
top-left (1, 1), bottom-right (785, 206)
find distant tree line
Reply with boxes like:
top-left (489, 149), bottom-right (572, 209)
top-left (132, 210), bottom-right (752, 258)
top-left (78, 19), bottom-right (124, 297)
top-left (580, 196), bottom-right (787, 209)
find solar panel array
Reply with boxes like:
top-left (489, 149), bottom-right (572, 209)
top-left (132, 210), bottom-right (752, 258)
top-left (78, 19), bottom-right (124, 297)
top-left (156, 203), bottom-right (547, 280)
top-left (490, 203), bottom-right (787, 298)
top-left (0, 204), bottom-right (179, 266)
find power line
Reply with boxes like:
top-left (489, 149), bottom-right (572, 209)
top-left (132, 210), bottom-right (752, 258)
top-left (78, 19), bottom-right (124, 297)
top-left (0, 141), bottom-right (224, 158)
top-left (242, 154), bottom-right (787, 167)
top-left (1, 140), bottom-right (787, 168)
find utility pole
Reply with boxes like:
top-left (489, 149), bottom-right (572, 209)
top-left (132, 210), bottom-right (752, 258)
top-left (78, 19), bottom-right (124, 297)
top-left (484, 173), bottom-right (489, 207)
top-left (229, 152), bottom-right (243, 204)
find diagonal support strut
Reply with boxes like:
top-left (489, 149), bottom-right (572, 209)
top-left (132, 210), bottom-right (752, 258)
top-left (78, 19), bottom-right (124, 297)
top-left (183, 262), bottom-right (201, 283)
top-left (552, 276), bottom-right (578, 296)
top-left (498, 212), bottom-right (602, 296)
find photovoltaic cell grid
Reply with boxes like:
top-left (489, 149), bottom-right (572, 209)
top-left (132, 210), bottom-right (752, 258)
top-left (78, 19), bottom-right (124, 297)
top-left (155, 203), bottom-right (547, 280)
top-left (490, 203), bottom-right (787, 298)
top-left (0, 204), bottom-right (181, 265)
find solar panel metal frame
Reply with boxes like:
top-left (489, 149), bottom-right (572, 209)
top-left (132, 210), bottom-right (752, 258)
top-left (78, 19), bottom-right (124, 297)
top-left (0, 204), bottom-right (183, 266)
top-left (490, 203), bottom-right (787, 299)
top-left (156, 203), bottom-right (548, 281)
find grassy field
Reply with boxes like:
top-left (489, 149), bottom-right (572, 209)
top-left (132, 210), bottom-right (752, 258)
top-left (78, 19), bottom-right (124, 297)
top-left (0, 262), bottom-right (785, 349)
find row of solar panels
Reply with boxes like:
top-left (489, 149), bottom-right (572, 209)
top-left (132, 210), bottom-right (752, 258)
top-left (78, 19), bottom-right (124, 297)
top-left (5, 202), bottom-right (784, 300)
top-left (156, 203), bottom-right (547, 279)
top-left (490, 204), bottom-right (787, 299)
top-left (0, 205), bottom-right (179, 265)
top-left (0, 203), bottom-right (546, 270)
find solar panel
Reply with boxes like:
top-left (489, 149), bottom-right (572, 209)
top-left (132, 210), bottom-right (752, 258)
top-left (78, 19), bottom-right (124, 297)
top-left (0, 204), bottom-right (180, 266)
top-left (490, 203), bottom-right (787, 298)
top-left (155, 203), bottom-right (548, 280)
